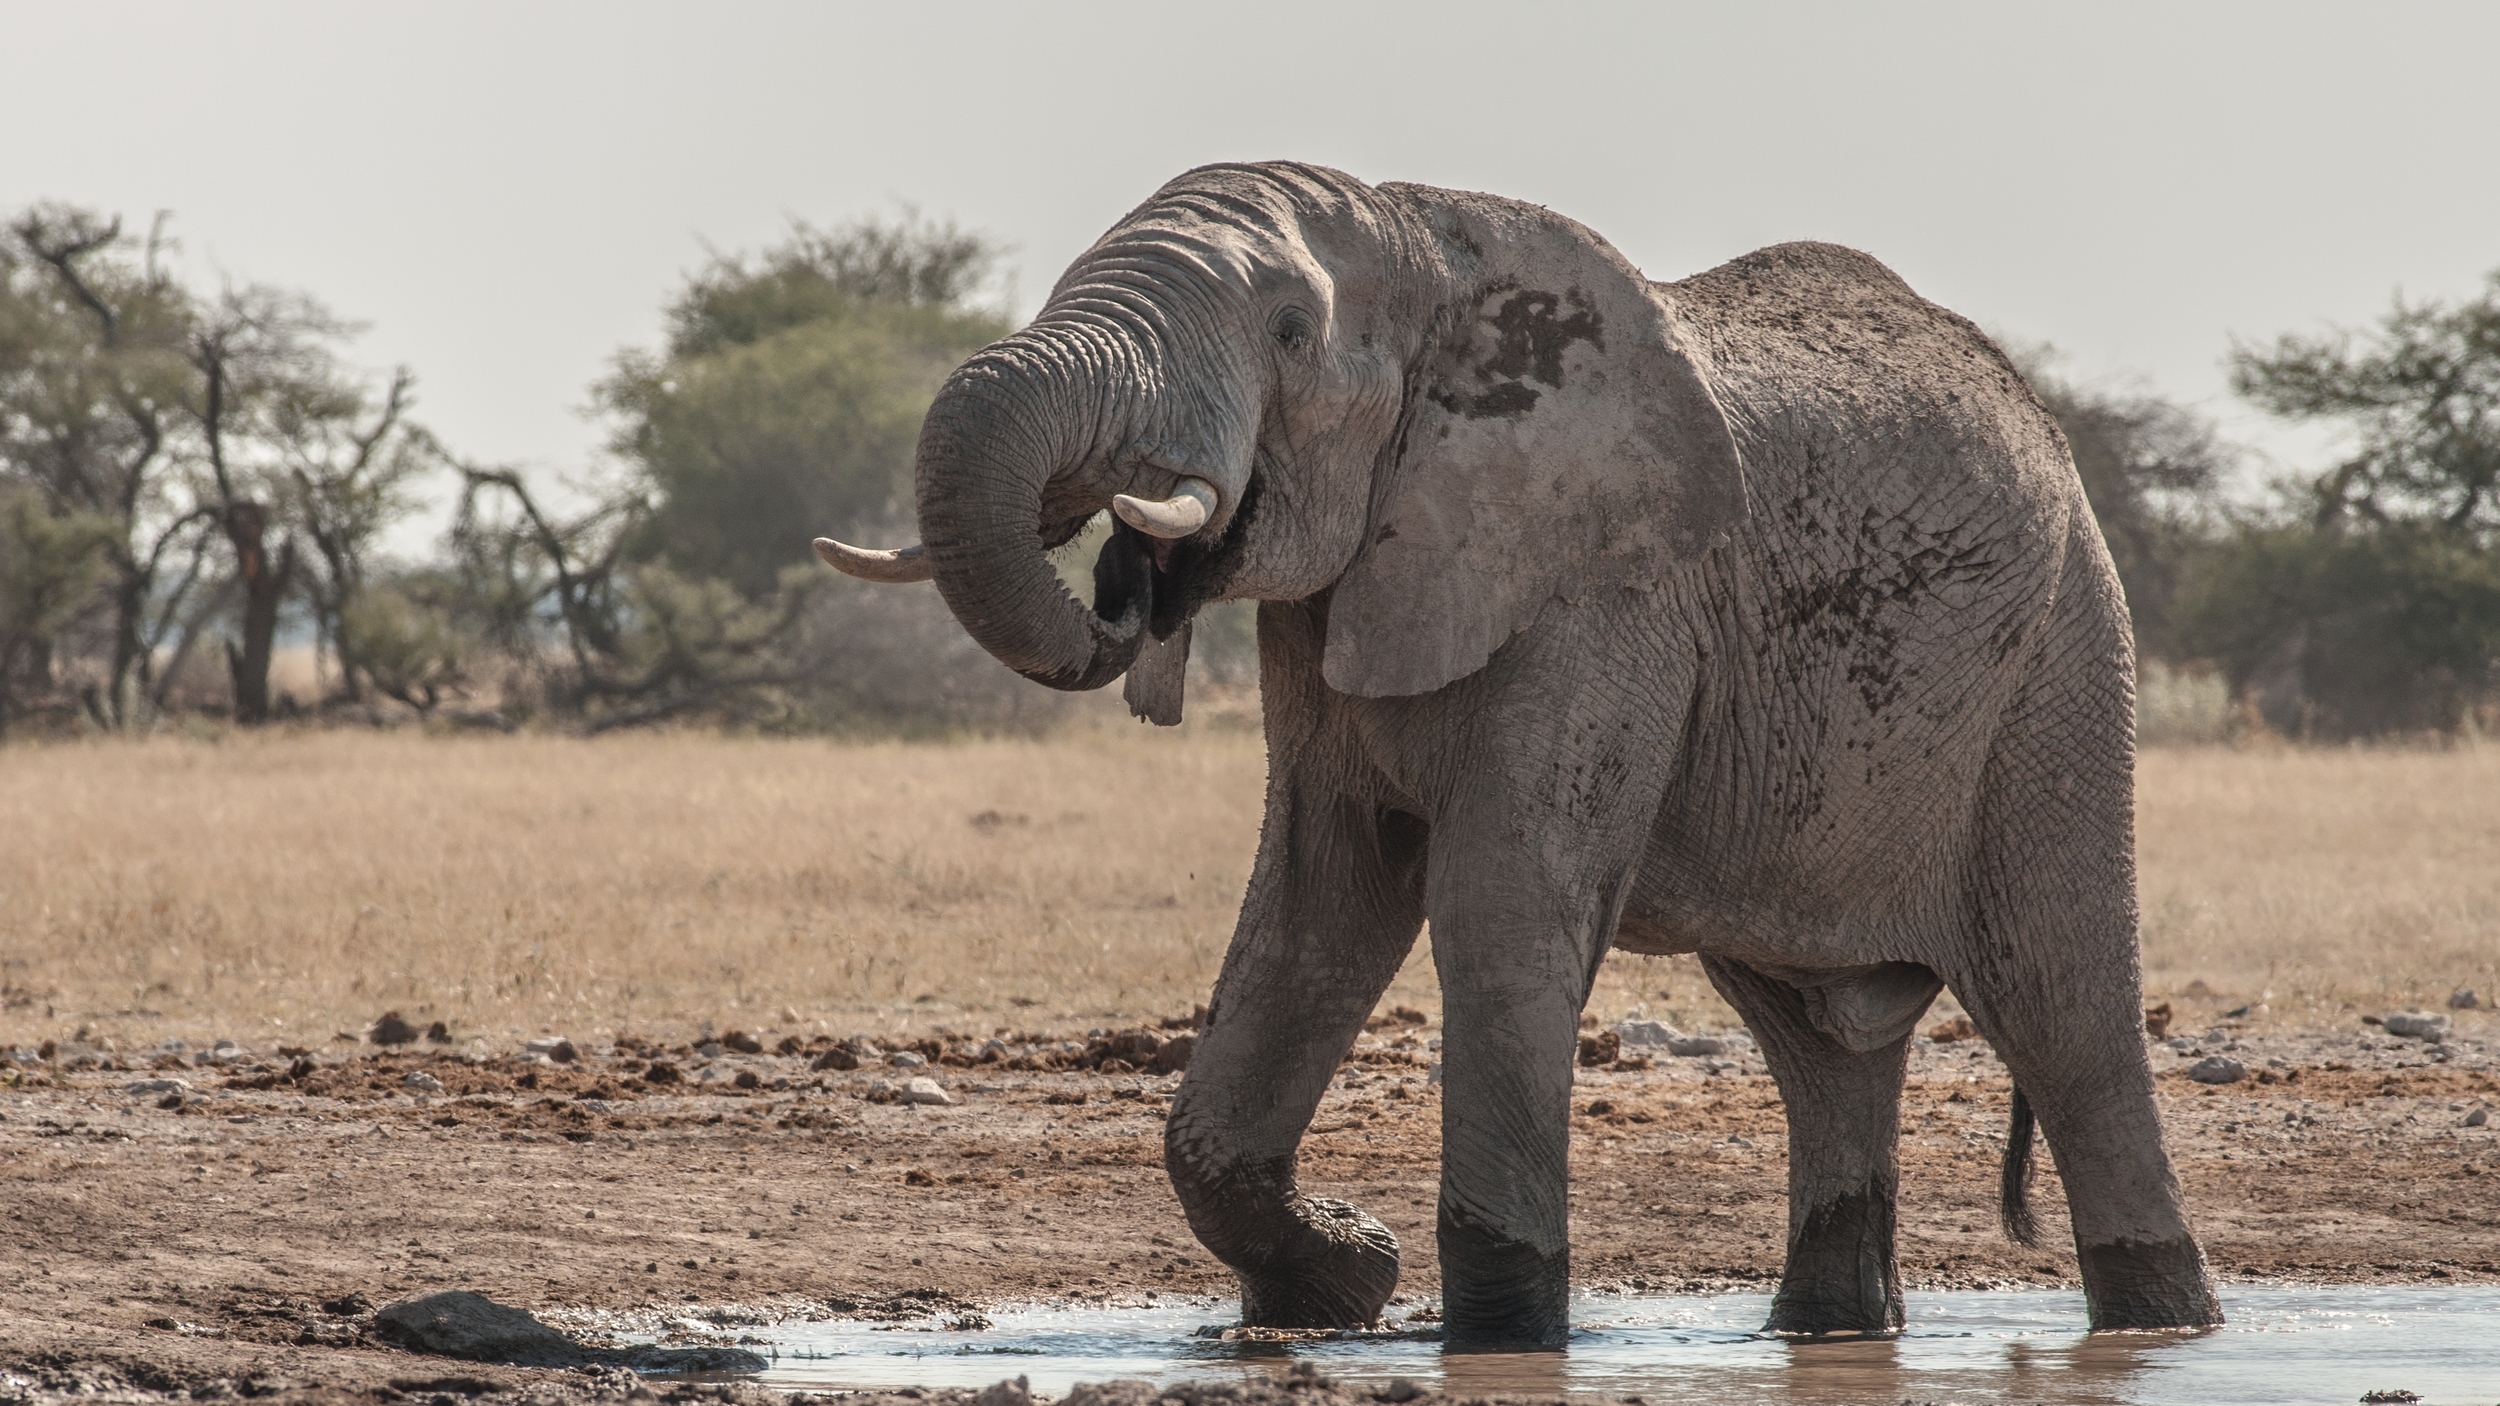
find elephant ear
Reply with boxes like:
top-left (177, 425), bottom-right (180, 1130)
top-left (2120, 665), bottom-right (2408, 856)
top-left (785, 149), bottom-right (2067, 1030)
top-left (1322, 185), bottom-right (1746, 698)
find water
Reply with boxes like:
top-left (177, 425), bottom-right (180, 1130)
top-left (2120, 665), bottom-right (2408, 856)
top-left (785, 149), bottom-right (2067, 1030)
top-left (740, 1286), bottom-right (2500, 1404)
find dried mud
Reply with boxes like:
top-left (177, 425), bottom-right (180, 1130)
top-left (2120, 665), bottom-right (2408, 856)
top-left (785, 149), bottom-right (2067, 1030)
top-left (3, 1020), bottom-right (2494, 1406)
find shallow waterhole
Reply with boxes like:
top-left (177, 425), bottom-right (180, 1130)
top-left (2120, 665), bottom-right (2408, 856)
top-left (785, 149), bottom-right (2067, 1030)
top-left (715, 1286), bottom-right (2498, 1404)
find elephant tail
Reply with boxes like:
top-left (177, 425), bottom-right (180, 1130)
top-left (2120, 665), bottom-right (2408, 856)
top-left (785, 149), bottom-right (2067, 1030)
top-left (1999, 1086), bottom-right (2042, 1246)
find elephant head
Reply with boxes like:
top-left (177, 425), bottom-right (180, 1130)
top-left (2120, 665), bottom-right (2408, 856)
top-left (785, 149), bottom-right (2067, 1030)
top-left (815, 162), bottom-right (1747, 710)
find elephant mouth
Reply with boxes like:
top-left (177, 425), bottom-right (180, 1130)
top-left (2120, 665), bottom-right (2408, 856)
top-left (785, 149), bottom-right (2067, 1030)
top-left (1139, 470), bottom-right (1258, 641)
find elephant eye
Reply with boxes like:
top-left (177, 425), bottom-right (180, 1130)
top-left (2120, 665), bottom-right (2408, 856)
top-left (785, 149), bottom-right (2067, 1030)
top-left (1270, 306), bottom-right (1315, 353)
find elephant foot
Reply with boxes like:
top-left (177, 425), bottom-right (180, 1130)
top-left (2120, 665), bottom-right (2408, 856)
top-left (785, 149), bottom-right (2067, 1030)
top-left (1438, 1208), bottom-right (1570, 1350)
top-left (1235, 1197), bottom-right (1401, 1329)
top-left (1766, 1183), bottom-right (1903, 1336)
top-left (2078, 1237), bottom-right (2223, 1329)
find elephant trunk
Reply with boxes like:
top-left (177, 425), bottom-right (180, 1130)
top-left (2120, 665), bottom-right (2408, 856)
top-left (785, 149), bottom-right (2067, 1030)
top-left (913, 330), bottom-right (1149, 692)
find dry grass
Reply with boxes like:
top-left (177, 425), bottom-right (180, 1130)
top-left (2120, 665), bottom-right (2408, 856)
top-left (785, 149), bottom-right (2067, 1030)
top-left (2135, 743), bottom-right (2500, 1024)
top-left (3, 731), bottom-right (2494, 1051)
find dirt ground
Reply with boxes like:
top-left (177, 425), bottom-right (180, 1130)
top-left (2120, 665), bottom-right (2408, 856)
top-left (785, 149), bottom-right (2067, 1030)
top-left (3, 1015), bottom-right (2495, 1406)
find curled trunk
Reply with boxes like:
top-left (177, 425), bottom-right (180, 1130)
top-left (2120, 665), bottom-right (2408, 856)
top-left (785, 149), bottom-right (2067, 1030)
top-left (912, 334), bottom-right (1150, 691)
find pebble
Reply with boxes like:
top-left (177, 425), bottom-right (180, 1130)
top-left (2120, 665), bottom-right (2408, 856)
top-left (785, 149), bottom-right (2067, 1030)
top-left (404, 1071), bottom-right (446, 1094)
top-left (2450, 988), bottom-right (2480, 1010)
top-left (2468, 1108), bottom-right (2490, 1128)
top-left (889, 1051), bottom-right (928, 1068)
top-left (900, 1076), bottom-right (952, 1105)
top-left (1668, 1036), bottom-right (1730, 1057)
top-left (2167, 1036), bottom-right (2201, 1053)
top-left (124, 1077), bottom-right (190, 1095)
top-left (2382, 1011), bottom-right (2452, 1041)
top-left (2187, 1056), bottom-right (2247, 1085)
top-left (1613, 1019), bottom-right (1680, 1047)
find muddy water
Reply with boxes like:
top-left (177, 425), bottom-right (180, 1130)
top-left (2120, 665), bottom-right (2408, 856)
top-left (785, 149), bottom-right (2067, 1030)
top-left (745, 1286), bottom-right (2498, 1404)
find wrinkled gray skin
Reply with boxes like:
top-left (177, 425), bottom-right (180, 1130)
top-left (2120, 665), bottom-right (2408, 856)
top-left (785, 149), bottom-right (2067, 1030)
top-left (846, 162), bottom-right (2219, 1347)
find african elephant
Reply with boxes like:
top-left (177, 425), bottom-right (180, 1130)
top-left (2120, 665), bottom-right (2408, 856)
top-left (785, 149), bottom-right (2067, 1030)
top-left (816, 162), bottom-right (2219, 1347)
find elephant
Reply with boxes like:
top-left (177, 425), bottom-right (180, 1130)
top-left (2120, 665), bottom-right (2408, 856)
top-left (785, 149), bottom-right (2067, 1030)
top-left (815, 161), bottom-right (2220, 1347)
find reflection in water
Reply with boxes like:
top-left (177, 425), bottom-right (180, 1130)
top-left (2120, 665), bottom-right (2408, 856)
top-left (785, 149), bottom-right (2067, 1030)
top-left (746, 1286), bottom-right (2500, 1406)
top-left (1435, 1350), bottom-right (1569, 1401)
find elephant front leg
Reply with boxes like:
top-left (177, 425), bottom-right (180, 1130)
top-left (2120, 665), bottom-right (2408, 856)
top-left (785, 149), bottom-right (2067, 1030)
top-left (1162, 793), bottom-right (1427, 1328)
top-left (1432, 911), bottom-right (1589, 1349)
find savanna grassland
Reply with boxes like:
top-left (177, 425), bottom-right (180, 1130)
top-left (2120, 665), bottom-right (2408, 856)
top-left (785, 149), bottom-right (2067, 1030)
top-left (2, 729), bottom-right (2494, 1050)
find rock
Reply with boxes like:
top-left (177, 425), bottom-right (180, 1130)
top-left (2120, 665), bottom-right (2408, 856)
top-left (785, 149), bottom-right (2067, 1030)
top-left (425, 1021), bottom-right (453, 1044)
top-left (889, 1050), bottom-right (928, 1068)
top-left (723, 1030), bottom-right (763, 1054)
top-left (1926, 1016), bottom-right (1975, 1043)
top-left (548, 1039), bottom-right (577, 1064)
top-left (371, 1012), bottom-right (421, 1046)
top-left (373, 1291), bottom-right (586, 1365)
top-left (2167, 1036), bottom-right (2201, 1053)
top-left (972, 1377), bottom-right (1032, 1406)
top-left (733, 1069), bottom-right (761, 1090)
top-left (323, 1292), bottom-right (372, 1316)
top-left (2187, 1056), bottom-right (2246, 1085)
top-left (1380, 1379), bottom-right (1425, 1404)
top-left (2383, 1011), bottom-right (2452, 1041)
top-left (372, 1291), bottom-right (764, 1372)
top-left (901, 1076), bottom-right (953, 1105)
top-left (1426, 1061), bottom-right (1443, 1086)
top-left (125, 1077), bottom-right (190, 1095)
top-left (404, 1071), bottom-right (446, 1094)
top-left (811, 1048), bottom-right (860, 1072)
top-left (2466, 1107), bottom-right (2489, 1128)
top-left (695, 1041), bottom-right (724, 1059)
top-left (1614, 1019), bottom-right (1680, 1047)
top-left (2451, 988), bottom-right (2481, 1010)
top-left (640, 1061), bottom-right (681, 1085)
top-left (1669, 1036), bottom-right (1730, 1057)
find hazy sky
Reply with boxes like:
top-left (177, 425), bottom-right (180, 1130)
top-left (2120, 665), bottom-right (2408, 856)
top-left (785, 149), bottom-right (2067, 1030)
top-left (8, 1), bottom-right (2496, 548)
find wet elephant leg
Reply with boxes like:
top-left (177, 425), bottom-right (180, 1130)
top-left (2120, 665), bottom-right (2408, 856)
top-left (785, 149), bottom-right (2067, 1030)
top-left (1701, 956), bottom-right (1919, 1334)
top-left (1412, 630), bottom-right (1688, 1350)
top-left (1161, 774), bottom-right (1427, 1328)
top-left (1953, 591), bottom-right (2220, 1330)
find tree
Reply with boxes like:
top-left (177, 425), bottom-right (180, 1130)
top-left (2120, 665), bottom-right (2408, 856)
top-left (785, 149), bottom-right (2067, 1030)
top-left (2184, 272), bottom-right (2500, 736)
top-left (0, 482), bottom-right (115, 731)
top-left (1, 203), bottom-right (429, 726)
top-left (2232, 272), bottom-right (2500, 537)
top-left (0, 206), bottom-right (202, 726)
top-left (597, 212), bottom-right (1011, 597)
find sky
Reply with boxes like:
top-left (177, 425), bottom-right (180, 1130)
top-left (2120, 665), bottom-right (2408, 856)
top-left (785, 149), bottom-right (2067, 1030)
top-left (7, 1), bottom-right (2496, 551)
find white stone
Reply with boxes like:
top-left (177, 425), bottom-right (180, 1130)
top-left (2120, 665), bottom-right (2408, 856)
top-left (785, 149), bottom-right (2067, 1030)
top-left (900, 1076), bottom-right (953, 1105)
top-left (2384, 1011), bottom-right (2452, 1041)
top-left (1668, 1036), bottom-right (1730, 1057)
top-left (2186, 1056), bottom-right (2246, 1085)
top-left (125, 1077), bottom-right (190, 1095)
top-left (889, 1050), bottom-right (928, 1068)
top-left (1613, 1019), bottom-right (1680, 1047)
top-left (404, 1071), bottom-right (446, 1094)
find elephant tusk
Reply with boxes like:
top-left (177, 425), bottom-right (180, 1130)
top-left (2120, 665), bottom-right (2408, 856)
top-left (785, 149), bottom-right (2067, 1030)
top-left (812, 537), bottom-right (934, 584)
top-left (1109, 476), bottom-right (1218, 540)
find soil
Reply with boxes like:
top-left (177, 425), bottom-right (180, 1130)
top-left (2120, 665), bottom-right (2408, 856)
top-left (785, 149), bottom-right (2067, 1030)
top-left (3, 1020), bottom-right (2494, 1406)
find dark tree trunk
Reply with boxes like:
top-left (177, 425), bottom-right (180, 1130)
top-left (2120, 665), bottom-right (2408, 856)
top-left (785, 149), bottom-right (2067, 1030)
top-left (221, 501), bottom-right (296, 723)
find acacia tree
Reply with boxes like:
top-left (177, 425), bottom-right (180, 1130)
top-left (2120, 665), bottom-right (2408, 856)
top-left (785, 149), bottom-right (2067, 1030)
top-left (598, 211), bottom-right (1010, 596)
top-left (2187, 272), bottom-right (2500, 735)
top-left (0, 206), bottom-right (203, 725)
top-left (1, 203), bottom-right (430, 725)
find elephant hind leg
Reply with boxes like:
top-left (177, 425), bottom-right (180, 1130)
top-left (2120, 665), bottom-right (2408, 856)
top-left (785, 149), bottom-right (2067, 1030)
top-left (1701, 956), bottom-right (1918, 1335)
top-left (1953, 576), bottom-right (2220, 1329)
